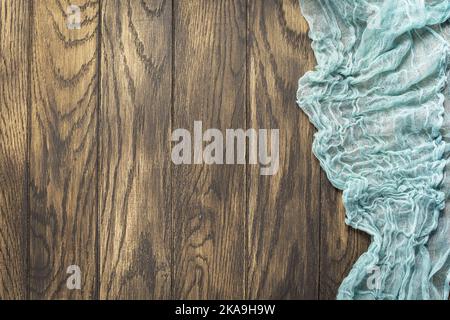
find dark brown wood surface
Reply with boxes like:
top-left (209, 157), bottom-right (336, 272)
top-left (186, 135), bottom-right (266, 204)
top-left (99, 0), bottom-right (172, 300)
top-left (0, 0), bottom-right (29, 300)
top-left (0, 0), bottom-right (368, 300)
top-left (172, 0), bottom-right (247, 299)
top-left (29, 0), bottom-right (99, 299)
top-left (247, 0), bottom-right (321, 299)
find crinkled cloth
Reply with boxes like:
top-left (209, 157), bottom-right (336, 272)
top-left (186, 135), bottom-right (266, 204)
top-left (297, 0), bottom-right (450, 300)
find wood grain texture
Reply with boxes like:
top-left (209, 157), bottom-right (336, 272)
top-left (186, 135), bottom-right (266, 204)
top-left (319, 177), bottom-right (369, 299)
top-left (172, 0), bottom-right (247, 299)
top-left (29, 0), bottom-right (99, 299)
top-left (0, 0), bottom-right (374, 300)
top-left (0, 0), bottom-right (29, 300)
top-left (99, 0), bottom-right (172, 299)
top-left (247, 0), bottom-right (320, 299)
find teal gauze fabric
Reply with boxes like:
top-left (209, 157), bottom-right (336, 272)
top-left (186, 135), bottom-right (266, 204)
top-left (297, 0), bottom-right (450, 299)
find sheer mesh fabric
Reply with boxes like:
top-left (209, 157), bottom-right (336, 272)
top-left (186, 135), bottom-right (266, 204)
top-left (297, 0), bottom-right (450, 300)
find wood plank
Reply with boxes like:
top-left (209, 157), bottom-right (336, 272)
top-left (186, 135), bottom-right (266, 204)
top-left (99, 0), bottom-right (172, 299)
top-left (319, 177), bottom-right (370, 299)
top-left (172, 0), bottom-right (247, 299)
top-left (247, 0), bottom-right (320, 299)
top-left (290, 4), bottom-right (370, 300)
top-left (0, 0), bottom-right (29, 300)
top-left (29, 1), bottom-right (99, 299)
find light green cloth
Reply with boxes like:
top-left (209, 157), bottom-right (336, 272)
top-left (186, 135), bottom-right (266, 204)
top-left (297, 0), bottom-right (450, 300)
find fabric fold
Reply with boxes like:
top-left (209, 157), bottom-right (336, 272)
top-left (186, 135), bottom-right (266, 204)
top-left (297, 0), bottom-right (450, 299)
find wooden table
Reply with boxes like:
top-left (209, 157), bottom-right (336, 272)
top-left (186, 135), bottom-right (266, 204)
top-left (0, 0), bottom-right (368, 300)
